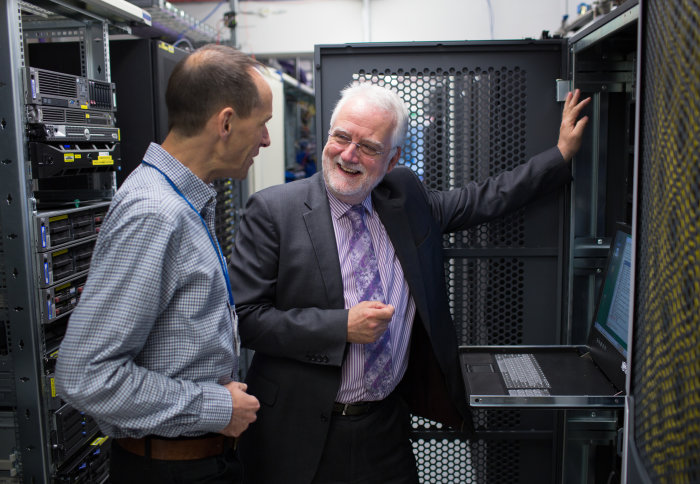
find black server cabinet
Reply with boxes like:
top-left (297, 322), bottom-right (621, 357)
top-left (110, 39), bottom-right (189, 185)
top-left (315, 40), bottom-right (572, 484)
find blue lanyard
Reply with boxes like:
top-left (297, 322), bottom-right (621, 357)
top-left (142, 160), bottom-right (234, 307)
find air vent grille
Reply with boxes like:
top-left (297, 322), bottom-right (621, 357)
top-left (37, 70), bottom-right (78, 98)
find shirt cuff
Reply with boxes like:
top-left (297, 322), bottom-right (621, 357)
top-left (198, 382), bottom-right (234, 433)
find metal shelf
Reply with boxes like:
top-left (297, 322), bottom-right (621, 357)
top-left (129, 0), bottom-right (218, 45)
top-left (20, 0), bottom-right (150, 30)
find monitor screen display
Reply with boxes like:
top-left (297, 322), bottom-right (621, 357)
top-left (594, 230), bottom-right (633, 357)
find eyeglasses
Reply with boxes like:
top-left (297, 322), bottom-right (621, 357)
top-left (327, 131), bottom-right (387, 158)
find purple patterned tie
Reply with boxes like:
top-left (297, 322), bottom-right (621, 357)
top-left (346, 205), bottom-right (392, 398)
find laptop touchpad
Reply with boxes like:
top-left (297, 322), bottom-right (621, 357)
top-left (468, 364), bottom-right (495, 373)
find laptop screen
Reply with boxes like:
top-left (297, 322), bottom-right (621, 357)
top-left (589, 228), bottom-right (633, 390)
top-left (593, 229), bottom-right (633, 357)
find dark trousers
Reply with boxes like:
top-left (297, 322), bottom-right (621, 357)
top-left (109, 438), bottom-right (243, 484)
top-left (312, 393), bottom-right (420, 484)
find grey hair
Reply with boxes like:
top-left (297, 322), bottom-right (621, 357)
top-left (329, 83), bottom-right (409, 150)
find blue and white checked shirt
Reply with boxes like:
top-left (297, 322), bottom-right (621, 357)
top-left (55, 143), bottom-right (237, 438)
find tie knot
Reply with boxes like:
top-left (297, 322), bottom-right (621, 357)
top-left (346, 205), bottom-right (366, 227)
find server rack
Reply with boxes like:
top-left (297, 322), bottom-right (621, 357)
top-left (566, 6), bottom-right (639, 482)
top-left (0, 0), bottom-right (147, 481)
top-left (1, 1), bottom-right (251, 480)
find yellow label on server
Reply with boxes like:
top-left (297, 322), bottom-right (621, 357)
top-left (158, 41), bottom-right (175, 54)
top-left (81, 104), bottom-right (88, 110)
top-left (64, 154), bottom-right (75, 162)
top-left (91, 436), bottom-right (110, 446)
top-left (94, 155), bottom-right (114, 166)
top-left (49, 214), bottom-right (68, 222)
top-left (56, 281), bottom-right (72, 291)
top-left (50, 377), bottom-right (56, 398)
top-left (52, 248), bottom-right (68, 257)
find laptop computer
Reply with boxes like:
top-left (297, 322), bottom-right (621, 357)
top-left (459, 227), bottom-right (632, 408)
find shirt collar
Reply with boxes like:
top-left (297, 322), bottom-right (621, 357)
top-left (144, 142), bottom-right (217, 213)
top-left (326, 188), bottom-right (374, 221)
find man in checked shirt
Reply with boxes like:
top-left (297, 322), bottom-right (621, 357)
top-left (55, 44), bottom-right (272, 483)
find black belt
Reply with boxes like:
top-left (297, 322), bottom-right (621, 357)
top-left (332, 400), bottom-right (383, 416)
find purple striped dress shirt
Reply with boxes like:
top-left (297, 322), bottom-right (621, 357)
top-left (327, 191), bottom-right (417, 403)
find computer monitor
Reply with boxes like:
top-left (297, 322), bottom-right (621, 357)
top-left (589, 228), bottom-right (633, 391)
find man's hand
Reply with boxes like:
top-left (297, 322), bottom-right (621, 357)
top-left (347, 301), bottom-right (394, 344)
top-left (557, 89), bottom-right (591, 161)
top-left (220, 381), bottom-right (260, 437)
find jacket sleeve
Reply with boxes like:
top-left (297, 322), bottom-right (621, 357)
top-left (229, 190), bottom-right (348, 367)
top-left (425, 146), bottom-right (571, 232)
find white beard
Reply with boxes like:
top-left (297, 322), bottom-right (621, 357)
top-left (322, 153), bottom-right (383, 204)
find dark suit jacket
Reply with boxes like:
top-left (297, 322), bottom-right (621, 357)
top-left (229, 146), bottom-right (570, 484)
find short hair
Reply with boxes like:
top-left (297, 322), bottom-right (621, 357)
top-left (166, 44), bottom-right (261, 136)
top-left (329, 83), bottom-right (409, 149)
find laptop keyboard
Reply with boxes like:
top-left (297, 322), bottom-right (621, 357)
top-left (507, 388), bottom-right (551, 396)
top-left (495, 353), bottom-right (551, 389)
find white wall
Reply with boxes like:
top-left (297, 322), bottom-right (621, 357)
top-left (182, 0), bottom-right (589, 56)
top-left (248, 66), bottom-right (286, 193)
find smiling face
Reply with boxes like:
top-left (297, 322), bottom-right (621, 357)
top-left (322, 96), bottom-right (400, 205)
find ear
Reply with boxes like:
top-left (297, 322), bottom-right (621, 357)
top-left (385, 146), bottom-right (402, 173)
top-left (217, 107), bottom-right (236, 138)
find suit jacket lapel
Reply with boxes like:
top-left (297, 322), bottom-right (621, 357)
top-left (302, 174), bottom-right (345, 308)
top-left (372, 185), bottom-right (430, 329)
